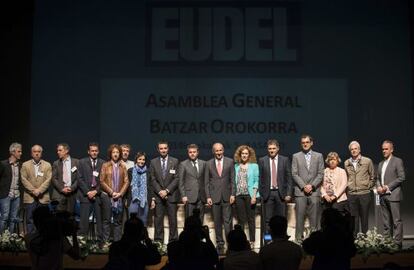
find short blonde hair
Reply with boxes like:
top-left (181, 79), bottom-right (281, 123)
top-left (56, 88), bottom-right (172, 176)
top-left (234, 145), bottom-right (257, 164)
top-left (325, 152), bottom-right (341, 165)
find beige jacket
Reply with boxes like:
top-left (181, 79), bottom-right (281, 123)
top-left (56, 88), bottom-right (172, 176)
top-left (20, 159), bottom-right (52, 204)
top-left (344, 156), bottom-right (375, 195)
top-left (321, 167), bottom-right (348, 202)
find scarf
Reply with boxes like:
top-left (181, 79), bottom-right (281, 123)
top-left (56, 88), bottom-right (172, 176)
top-left (132, 165), bottom-right (148, 208)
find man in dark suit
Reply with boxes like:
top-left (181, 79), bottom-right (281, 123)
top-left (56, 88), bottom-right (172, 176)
top-left (376, 140), bottom-right (405, 248)
top-left (292, 134), bottom-right (324, 243)
top-left (51, 143), bottom-right (79, 213)
top-left (0, 143), bottom-right (22, 233)
top-left (178, 144), bottom-right (206, 222)
top-left (150, 140), bottom-right (180, 243)
top-left (77, 142), bottom-right (105, 243)
top-left (259, 139), bottom-right (292, 234)
top-left (205, 142), bottom-right (235, 251)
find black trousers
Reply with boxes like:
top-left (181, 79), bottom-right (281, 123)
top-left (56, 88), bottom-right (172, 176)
top-left (348, 193), bottom-right (371, 236)
top-left (212, 199), bottom-right (232, 245)
top-left (263, 190), bottom-right (286, 234)
top-left (235, 195), bottom-right (256, 241)
top-left (79, 196), bottom-right (103, 243)
top-left (322, 199), bottom-right (349, 213)
top-left (154, 199), bottom-right (178, 243)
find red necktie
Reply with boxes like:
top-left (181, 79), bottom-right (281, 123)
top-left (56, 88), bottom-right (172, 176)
top-left (217, 160), bottom-right (222, 177)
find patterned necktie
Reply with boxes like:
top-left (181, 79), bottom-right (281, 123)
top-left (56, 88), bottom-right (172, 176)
top-left (63, 160), bottom-right (70, 187)
top-left (271, 158), bottom-right (277, 188)
top-left (217, 159), bottom-right (222, 177)
top-left (305, 153), bottom-right (311, 170)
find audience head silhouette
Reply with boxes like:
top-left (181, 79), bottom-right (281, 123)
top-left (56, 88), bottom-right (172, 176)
top-left (269, 215), bottom-right (289, 239)
top-left (122, 214), bottom-right (144, 242)
top-left (184, 214), bottom-right (202, 232)
top-left (227, 224), bottom-right (250, 251)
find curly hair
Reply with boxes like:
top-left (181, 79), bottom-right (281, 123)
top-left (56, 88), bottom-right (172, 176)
top-left (107, 144), bottom-right (122, 161)
top-left (234, 145), bottom-right (257, 164)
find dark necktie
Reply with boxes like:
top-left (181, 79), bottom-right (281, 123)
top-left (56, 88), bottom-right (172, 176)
top-left (162, 158), bottom-right (167, 178)
top-left (91, 160), bottom-right (97, 187)
top-left (192, 160), bottom-right (198, 175)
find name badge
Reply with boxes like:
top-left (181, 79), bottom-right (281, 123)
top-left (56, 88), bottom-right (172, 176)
top-left (37, 172), bottom-right (44, 177)
top-left (71, 166), bottom-right (77, 173)
top-left (169, 169), bottom-right (176, 174)
top-left (93, 171), bottom-right (99, 177)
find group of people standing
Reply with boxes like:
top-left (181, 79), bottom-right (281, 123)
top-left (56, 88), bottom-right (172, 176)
top-left (0, 134), bottom-right (406, 252)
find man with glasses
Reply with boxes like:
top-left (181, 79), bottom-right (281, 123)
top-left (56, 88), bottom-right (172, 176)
top-left (292, 134), bottom-right (324, 243)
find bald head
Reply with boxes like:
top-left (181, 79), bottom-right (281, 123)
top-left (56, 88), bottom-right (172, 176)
top-left (31, 145), bottom-right (43, 162)
top-left (212, 142), bottom-right (224, 160)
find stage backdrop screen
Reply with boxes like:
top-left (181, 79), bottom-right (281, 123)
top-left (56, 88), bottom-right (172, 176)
top-left (30, 0), bottom-right (413, 234)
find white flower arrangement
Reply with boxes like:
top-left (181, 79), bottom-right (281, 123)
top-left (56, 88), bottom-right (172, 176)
top-left (66, 236), bottom-right (108, 258)
top-left (0, 230), bottom-right (26, 253)
top-left (1, 230), bottom-right (110, 258)
top-left (354, 227), bottom-right (399, 259)
top-left (153, 240), bottom-right (167, 255)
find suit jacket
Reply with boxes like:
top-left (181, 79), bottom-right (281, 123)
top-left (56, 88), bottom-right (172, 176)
top-left (20, 159), bottom-right (52, 204)
top-left (344, 155), bottom-right (375, 195)
top-left (178, 159), bottom-right (206, 203)
top-left (376, 156), bottom-right (405, 201)
top-left (51, 157), bottom-right (79, 201)
top-left (126, 168), bottom-right (154, 207)
top-left (100, 161), bottom-right (129, 197)
top-left (204, 157), bottom-right (235, 203)
top-left (0, 159), bottom-right (21, 199)
top-left (291, 151), bottom-right (324, 197)
top-left (150, 156), bottom-right (180, 203)
top-left (77, 157), bottom-right (105, 203)
top-left (259, 155), bottom-right (292, 201)
top-left (234, 162), bottom-right (260, 198)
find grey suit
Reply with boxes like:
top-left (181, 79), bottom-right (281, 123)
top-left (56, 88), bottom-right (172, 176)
top-left (291, 150), bottom-right (324, 241)
top-left (51, 157), bottom-right (79, 213)
top-left (205, 157), bottom-right (235, 245)
top-left (150, 155), bottom-right (179, 243)
top-left (376, 156), bottom-right (405, 245)
top-left (178, 159), bottom-right (206, 220)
